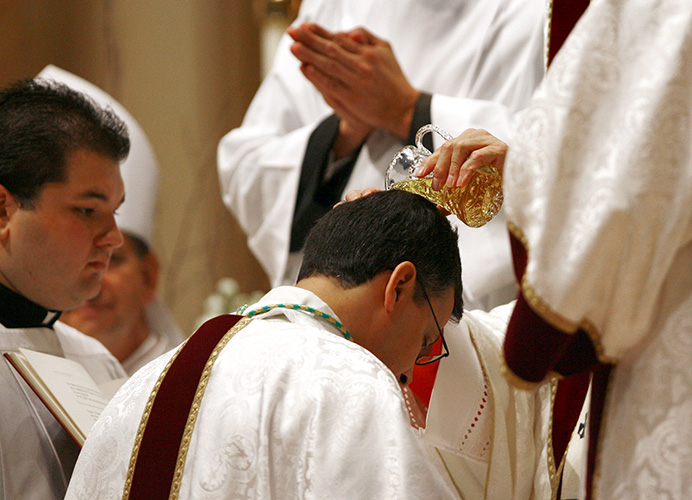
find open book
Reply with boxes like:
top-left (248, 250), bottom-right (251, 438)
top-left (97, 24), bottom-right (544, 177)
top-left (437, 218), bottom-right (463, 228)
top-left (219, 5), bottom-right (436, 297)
top-left (4, 348), bottom-right (127, 447)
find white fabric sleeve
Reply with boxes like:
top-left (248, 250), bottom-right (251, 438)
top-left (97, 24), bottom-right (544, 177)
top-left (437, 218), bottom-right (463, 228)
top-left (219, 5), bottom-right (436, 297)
top-left (216, 31), bottom-right (330, 285)
top-left (505, 0), bottom-right (692, 359)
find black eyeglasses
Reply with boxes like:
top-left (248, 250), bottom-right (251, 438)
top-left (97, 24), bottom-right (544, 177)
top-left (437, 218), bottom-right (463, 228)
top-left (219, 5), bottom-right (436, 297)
top-left (415, 283), bottom-right (449, 365)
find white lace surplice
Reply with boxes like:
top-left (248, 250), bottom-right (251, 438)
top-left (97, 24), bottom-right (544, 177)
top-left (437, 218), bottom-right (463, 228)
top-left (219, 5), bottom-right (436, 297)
top-left (504, 0), bottom-right (692, 497)
top-left (423, 304), bottom-right (555, 500)
top-left (66, 287), bottom-right (456, 500)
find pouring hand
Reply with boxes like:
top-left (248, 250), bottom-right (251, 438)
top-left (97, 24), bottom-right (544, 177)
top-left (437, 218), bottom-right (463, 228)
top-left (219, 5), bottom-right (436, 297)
top-left (416, 128), bottom-right (508, 191)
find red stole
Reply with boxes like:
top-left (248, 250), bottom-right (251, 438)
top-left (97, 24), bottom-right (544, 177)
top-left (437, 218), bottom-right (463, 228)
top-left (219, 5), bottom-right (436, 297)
top-left (505, 227), bottom-right (611, 500)
top-left (123, 314), bottom-right (244, 500)
top-left (410, 339), bottom-right (442, 407)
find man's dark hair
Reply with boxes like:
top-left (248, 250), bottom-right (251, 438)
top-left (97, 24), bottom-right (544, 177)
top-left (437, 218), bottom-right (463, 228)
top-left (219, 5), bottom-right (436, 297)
top-left (122, 231), bottom-right (151, 259)
top-left (298, 190), bottom-right (463, 321)
top-left (0, 78), bottom-right (130, 208)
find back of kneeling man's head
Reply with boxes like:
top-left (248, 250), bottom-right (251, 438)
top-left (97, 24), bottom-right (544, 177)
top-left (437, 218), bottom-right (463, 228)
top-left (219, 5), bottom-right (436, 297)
top-left (298, 189), bottom-right (463, 322)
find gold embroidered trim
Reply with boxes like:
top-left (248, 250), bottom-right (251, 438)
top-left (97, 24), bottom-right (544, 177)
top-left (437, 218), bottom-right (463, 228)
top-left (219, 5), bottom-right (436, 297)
top-left (545, 0), bottom-right (592, 70)
top-left (546, 378), bottom-right (561, 500)
top-left (546, 0), bottom-right (553, 71)
top-left (169, 316), bottom-right (252, 499)
top-left (506, 220), bottom-right (617, 365)
top-left (122, 317), bottom-right (252, 500)
top-left (499, 354), bottom-right (543, 390)
top-left (550, 373), bottom-right (593, 500)
top-left (122, 336), bottom-right (190, 500)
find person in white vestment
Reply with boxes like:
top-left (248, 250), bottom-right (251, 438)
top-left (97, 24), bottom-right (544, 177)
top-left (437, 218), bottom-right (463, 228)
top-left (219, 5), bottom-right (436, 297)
top-left (499, 1), bottom-right (692, 498)
top-left (344, 128), bottom-right (586, 499)
top-left (407, 304), bottom-right (588, 500)
top-left (0, 78), bottom-right (129, 500)
top-left (420, 1), bottom-right (692, 497)
top-left (66, 190), bottom-right (465, 500)
top-left (404, 305), bottom-right (545, 500)
top-left (37, 66), bottom-right (186, 375)
top-left (217, 0), bottom-right (546, 311)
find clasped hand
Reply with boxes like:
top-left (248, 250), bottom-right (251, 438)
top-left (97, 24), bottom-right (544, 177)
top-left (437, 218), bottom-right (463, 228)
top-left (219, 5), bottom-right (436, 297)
top-left (288, 23), bottom-right (420, 141)
top-left (287, 23), bottom-right (508, 195)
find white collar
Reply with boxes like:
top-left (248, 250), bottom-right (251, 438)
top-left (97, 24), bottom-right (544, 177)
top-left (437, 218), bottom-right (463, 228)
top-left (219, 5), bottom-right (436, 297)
top-left (244, 286), bottom-right (345, 336)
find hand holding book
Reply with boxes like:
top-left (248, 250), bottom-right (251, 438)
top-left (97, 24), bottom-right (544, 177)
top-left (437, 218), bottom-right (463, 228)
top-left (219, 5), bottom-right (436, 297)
top-left (4, 348), bottom-right (127, 446)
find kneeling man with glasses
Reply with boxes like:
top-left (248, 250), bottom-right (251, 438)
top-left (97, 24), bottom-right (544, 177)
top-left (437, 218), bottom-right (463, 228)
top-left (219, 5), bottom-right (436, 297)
top-left (67, 190), bottom-right (463, 500)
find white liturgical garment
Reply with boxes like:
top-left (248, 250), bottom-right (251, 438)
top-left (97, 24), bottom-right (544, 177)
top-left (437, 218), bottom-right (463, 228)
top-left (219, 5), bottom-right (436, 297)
top-left (217, 0), bottom-right (545, 311)
top-left (0, 321), bottom-right (125, 500)
top-left (504, 0), bottom-right (692, 497)
top-left (421, 305), bottom-right (556, 500)
top-left (66, 286), bottom-right (457, 499)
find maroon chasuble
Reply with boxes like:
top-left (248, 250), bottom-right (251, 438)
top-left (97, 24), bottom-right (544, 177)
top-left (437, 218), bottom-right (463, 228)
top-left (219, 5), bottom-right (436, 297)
top-left (507, 6), bottom-right (602, 490)
top-left (546, 3), bottom-right (608, 499)
top-left (548, 0), bottom-right (591, 65)
top-left (126, 313), bottom-right (243, 500)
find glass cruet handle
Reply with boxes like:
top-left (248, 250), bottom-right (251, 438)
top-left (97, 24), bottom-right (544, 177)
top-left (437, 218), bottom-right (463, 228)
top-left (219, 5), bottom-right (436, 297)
top-left (414, 124), bottom-right (454, 156)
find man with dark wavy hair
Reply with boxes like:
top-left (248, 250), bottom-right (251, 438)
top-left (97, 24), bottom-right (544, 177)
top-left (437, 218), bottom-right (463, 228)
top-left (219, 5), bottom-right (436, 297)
top-left (68, 190), bottom-right (463, 500)
top-left (38, 65), bottom-right (185, 377)
top-left (0, 78), bottom-right (129, 500)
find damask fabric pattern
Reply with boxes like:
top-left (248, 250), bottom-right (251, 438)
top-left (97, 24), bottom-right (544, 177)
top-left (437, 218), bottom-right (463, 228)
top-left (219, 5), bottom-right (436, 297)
top-left (66, 286), bottom-right (457, 500)
top-left (0, 322), bottom-right (126, 500)
top-left (217, 0), bottom-right (545, 311)
top-left (504, 0), bottom-right (692, 497)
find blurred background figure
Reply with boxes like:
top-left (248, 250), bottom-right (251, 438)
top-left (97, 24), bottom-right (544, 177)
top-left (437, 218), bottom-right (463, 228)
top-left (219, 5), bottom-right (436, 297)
top-left (40, 65), bottom-right (186, 375)
top-left (1, 1), bottom-right (271, 336)
top-left (218, 0), bottom-right (545, 313)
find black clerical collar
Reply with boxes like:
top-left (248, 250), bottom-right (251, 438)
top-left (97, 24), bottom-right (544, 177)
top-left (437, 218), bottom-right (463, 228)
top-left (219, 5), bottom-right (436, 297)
top-left (0, 283), bottom-right (61, 329)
